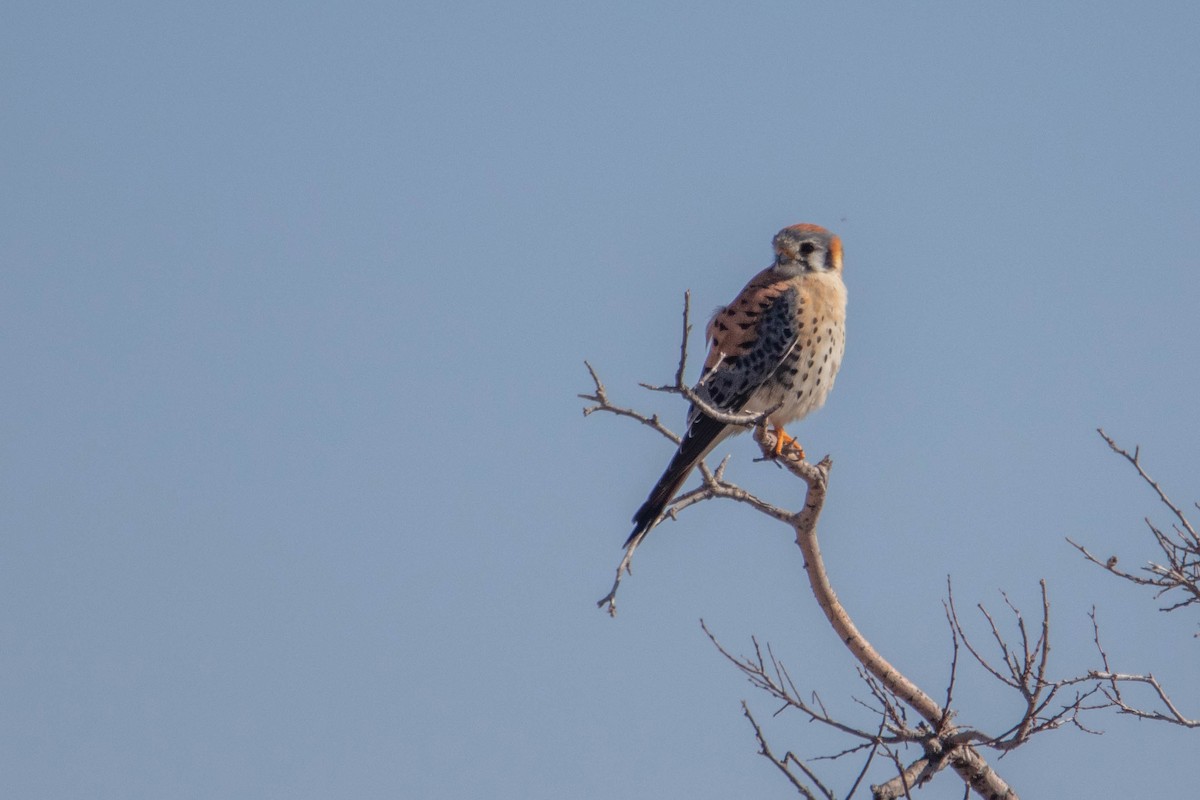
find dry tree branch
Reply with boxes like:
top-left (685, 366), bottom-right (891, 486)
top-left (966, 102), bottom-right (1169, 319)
top-left (940, 599), bottom-right (962, 732)
top-left (872, 746), bottom-right (926, 800)
top-left (845, 723), bottom-right (888, 799)
top-left (756, 432), bottom-right (1017, 799)
top-left (1096, 429), bottom-right (1199, 546)
top-left (944, 580), bottom-right (1109, 750)
top-left (1066, 429), bottom-right (1200, 617)
top-left (1074, 608), bottom-right (1200, 728)
top-left (743, 702), bottom-right (834, 800)
top-left (584, 295), bottom-right (1020, 798)
top-left (584, 301), bottom-right (1196, 798)
top-left (580, 360), bottom-right (681, 445)
top-left (1053, 431), bottom-right (1200, 728)
top-left (702, 620), bottom-right (905, 745)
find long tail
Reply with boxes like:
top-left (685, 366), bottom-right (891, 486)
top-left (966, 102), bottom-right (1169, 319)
top-left (625, 414), bottom-right (730, 548)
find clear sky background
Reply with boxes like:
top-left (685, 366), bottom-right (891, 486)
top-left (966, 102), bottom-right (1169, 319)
top-left (3, 2), bottom-right (1199, 798)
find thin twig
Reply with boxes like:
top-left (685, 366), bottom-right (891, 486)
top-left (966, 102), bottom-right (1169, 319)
top-left (742, 702), bottom-right (832, 800)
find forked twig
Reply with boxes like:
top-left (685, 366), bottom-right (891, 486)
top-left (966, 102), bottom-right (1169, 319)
top-left (1067, 430), bottom-right (1200, 617)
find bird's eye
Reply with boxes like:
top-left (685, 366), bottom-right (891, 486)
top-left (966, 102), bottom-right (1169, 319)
top-left (799, 242), bottom-right (816, 256)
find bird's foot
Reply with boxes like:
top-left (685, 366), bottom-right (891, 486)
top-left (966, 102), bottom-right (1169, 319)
top-left (771, 426), bottom-right (806, 460)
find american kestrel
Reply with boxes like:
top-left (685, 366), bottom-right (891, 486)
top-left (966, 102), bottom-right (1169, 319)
top-left (625, 223), bottom-right (846, 548)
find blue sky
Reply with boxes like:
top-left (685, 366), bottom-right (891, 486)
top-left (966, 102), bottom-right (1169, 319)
top-left (3, 2), bottom-right (1199, 798)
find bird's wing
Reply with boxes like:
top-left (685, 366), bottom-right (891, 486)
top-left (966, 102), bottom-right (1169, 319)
top-left (693, 272), bottom-right (802, 419)
top-left (625, 272), bottom-right (801, 548)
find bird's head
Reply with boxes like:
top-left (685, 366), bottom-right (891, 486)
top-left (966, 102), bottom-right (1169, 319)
top-left (772, 224), bottom-right (842, 276)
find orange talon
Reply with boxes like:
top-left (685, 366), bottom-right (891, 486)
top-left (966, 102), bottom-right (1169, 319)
top-left (771, 426), bottom-right (805, 460)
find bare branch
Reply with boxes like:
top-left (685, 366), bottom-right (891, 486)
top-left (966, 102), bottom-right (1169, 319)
top-left (716, 428), bottom-right (1021, 797)
top-left (702, 620), bottom-right (894, 744)
top-left (579, 360), bottom-right (681, 445)
top-left (940, 582), bottom-right (963, 732)
top-left (1086, 671), bottom-right (1200, 728)
top-left (872, 748), bottom-right (928, 800)
top-left (844, 723), bottom-right (885, 799)
top-left (585, 306), bottom-right (1198, 798)
top-left (586, 304), bottom-right (1020, 795)
top-left (1066, 537), bottom-right (1162, 588)
top-left (1080, 608), bottom-right (1200, 728)
top-left (674, 290), bottom-right (692, 389)
top-left (946, 582), bottom-right (1116, 752)
top-left (1069, 430), bottom-right (1200, 620)
top-left (742, 702), bottom-right (833, 800)
top-left (1098, 429), bottom-right (1199, 546)
top-left (747, 427), bottom-right (960, 735)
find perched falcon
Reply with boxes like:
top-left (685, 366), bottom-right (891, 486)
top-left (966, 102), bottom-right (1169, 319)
top-left (625, 223), bottom-right (847, 549)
